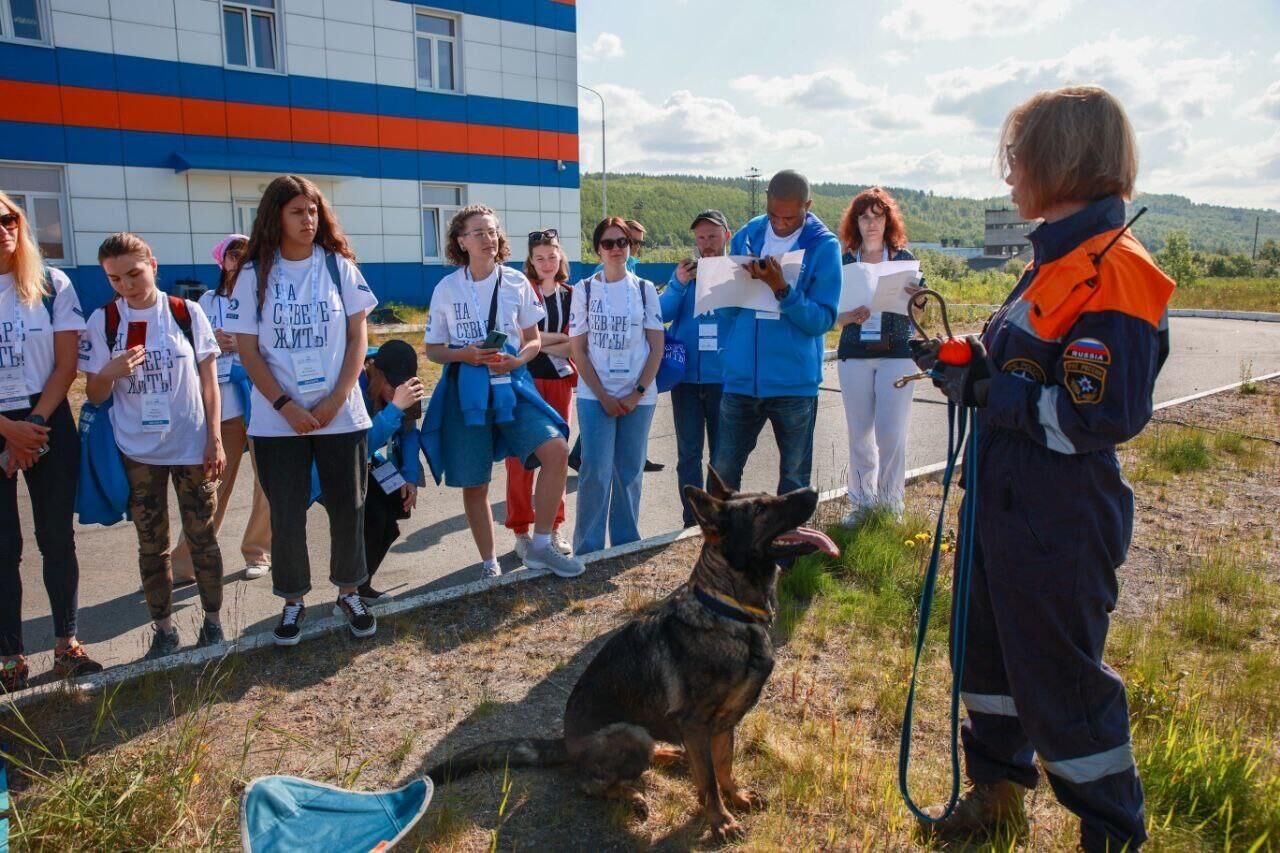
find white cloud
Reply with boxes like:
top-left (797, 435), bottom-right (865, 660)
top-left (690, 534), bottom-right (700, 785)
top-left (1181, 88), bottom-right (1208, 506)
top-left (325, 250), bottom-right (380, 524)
top-left (882, 49), bottom-right (911, 67)
top-left (1257, 80), bottom-right (1280, 121)
top-left (882, 0), bottom-right (1073, 41)
top-left (576, 85), bottom-right (823, 175)
top-left (815, 151), bottom-right (999, 198)
top-left (730, 69), bottom-right (879, 111)
top-left (1146, 131), bottom-right (1280, 208)
top-left (581, 32), bottom-right (625, 61)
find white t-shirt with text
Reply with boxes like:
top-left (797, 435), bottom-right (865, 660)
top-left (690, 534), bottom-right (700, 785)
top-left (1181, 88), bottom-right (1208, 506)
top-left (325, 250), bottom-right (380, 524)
top-left (80, 296), bottom-right (220, 466)
top-left (424, 265), bottom-right (545, 348)
top-left (761, 222), bottom-right (803, 258)
top-left (568, 272), bottom-right (663, 406)
top-left (222, 248), bottom-right (378, 438)
top-left (0, 268), bottom-right (85, 409)
top-left (198, 289), bottom-right (243, 422)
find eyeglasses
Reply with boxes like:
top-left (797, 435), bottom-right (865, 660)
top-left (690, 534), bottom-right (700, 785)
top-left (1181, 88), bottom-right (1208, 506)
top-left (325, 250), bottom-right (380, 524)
top-left (528, 228), bottom-right (558, 243)
top-left (464, 228), bottom-right (500, 240)
top-left (0, 213), bottom-right (19, 230)
top-left (598, 237), bottom-right (631, 251)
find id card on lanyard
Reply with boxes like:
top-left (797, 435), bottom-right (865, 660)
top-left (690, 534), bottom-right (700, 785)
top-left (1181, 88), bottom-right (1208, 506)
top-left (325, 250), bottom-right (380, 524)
top-left (372, 454), bottom-right (408, 494)
top-left (276, 249), bottom-right (329, 399)
top-left (475, 269), bottom-right (513, 386)
top-left (857, 246), bottom-right (890, 341)
top-left (211, 295), bottom-right (234, 382)
top-left (602, 274), bottom-right (634, 376)
top-left (132, 304), bottom-right (174, 433)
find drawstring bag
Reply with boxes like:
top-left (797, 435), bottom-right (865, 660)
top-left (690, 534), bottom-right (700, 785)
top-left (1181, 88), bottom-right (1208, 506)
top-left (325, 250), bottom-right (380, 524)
top-left (656, 337), bottom-right (687, 392)
top-left (240, 775), bottom-right (432, 852)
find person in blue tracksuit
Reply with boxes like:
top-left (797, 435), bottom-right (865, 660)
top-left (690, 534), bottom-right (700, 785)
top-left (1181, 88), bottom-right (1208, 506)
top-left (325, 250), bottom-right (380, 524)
top-left (357, 340), bottom-right (425, 601)
top-left (712, 170), bottom-right (841, 496)
top-left (914, 86), bottom-right (1174, 852)
top-left (661, 209), bottom-right (732, 527)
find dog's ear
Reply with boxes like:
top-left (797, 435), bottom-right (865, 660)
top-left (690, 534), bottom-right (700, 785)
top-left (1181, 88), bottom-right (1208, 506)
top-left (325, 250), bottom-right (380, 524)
top-left (705, 466), bottom-right (733, 501)
top-left (683, 485), bottom-right (724, 535)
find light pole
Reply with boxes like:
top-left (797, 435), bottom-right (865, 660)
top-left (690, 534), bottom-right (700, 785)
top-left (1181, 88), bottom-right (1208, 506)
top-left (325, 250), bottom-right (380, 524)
top-left (578, 84), bottom-right (606, 221)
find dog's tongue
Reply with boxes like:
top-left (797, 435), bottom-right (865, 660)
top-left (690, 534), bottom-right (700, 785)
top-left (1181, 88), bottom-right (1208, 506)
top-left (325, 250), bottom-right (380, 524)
top-left (776, 526), bottom-right (840, 558)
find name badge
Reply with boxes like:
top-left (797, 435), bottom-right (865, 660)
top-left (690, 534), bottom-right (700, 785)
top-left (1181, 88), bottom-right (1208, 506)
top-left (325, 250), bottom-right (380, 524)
top-left (0, 366), bottom-right (27, 412)
top-left (489, 373), bottom-right (513, 386)
top-left (291, 350), bottom-right (327, 396)
top-left (698, 323), bottom-right (718, 351)
top-left (216, 354), bottom-right (233, 383)
top-left (860, 329), bottom-right (882, 342)
top-left (548, 353), bottom-right (574, 378)
top-left (141, 393), bottom-right (172, 433)
top-left (756, 310), bottom-right (780, 321)
top-left (608, 351), bottom-right (629, 375)
top-left (372, 459), bottom-right (407, 494)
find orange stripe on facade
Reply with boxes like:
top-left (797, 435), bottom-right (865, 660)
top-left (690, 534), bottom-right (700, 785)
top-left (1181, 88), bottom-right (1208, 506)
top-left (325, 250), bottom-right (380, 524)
top-left (3, 79), bottom-right (577, 163)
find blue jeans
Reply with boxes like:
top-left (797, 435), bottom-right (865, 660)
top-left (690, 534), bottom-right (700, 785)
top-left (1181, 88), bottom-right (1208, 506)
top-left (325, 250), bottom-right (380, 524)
top-left (713, 392), bottom-right (818, 495)
top-left (670, 382), bottom-right (723, 526)
top-left (573, 399), bottom-right (656, 555)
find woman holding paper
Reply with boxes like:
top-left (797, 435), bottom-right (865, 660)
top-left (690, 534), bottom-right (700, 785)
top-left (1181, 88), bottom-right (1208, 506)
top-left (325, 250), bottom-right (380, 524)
top-left (835, 187), bottom-right (923, 523)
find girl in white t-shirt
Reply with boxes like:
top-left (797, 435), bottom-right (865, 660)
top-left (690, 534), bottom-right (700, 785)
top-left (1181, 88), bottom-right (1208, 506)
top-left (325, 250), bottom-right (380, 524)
top-left (224, 175), bottom-right (378, 647)
top-left (423, 206), bottom-right (583, 580)
top-left (0, 190), bottom-right (102, 691)
top-left (569, 217), bottom-right (664, 555)
top-left (170, 234), bottom-right (272, 584)
top-left (82, 232), bottom-right (226, 662)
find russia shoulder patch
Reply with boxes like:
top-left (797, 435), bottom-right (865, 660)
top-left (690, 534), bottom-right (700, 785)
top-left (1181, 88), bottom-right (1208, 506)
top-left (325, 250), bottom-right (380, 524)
top-left (1062, 338), bottom-right (1110, 404)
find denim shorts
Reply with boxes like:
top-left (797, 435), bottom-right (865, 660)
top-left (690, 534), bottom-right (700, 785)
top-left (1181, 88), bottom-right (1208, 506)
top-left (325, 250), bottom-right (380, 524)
top-left (440, 379), bottom-right (563, 488)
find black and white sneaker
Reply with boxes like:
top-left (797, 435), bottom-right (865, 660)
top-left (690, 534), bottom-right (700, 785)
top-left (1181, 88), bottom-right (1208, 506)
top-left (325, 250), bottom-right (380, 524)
top-left (333, 592), bottom-right (377, 638)
top-left (273, 601), bottom-right (305, 646)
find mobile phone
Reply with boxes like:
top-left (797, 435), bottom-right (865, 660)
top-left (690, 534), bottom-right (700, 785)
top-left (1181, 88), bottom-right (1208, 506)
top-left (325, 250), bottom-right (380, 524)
top-left (481, 329), bottom-right (508, 350)
top-left (126, 321), bottom-right (147, 350)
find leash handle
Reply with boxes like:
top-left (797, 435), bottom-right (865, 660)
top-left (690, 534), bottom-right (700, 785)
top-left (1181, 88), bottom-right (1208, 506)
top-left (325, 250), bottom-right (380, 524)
top-left (898, 402), bottom-right (980, 823)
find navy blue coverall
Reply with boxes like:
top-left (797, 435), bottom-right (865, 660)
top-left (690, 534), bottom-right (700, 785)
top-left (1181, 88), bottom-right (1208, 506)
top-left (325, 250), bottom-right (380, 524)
top-left (958, 195), bottom-right (1174, 851)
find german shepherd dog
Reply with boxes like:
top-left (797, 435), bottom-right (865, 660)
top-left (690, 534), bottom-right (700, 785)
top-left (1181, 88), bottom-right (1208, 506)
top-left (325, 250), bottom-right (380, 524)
top-left (426, 470), bottom-right (838, 840)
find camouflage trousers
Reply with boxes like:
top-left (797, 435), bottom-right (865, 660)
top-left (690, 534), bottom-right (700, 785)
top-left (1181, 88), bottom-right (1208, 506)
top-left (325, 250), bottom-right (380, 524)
top-left (122, 458), bottom-right (224, 620)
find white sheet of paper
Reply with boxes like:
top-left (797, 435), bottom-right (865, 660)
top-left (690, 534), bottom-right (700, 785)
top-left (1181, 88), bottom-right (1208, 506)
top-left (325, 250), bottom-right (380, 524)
top-left (694, 250), bottom-right (804, 315)
top-left (839, 260), bottom-right (921, 315)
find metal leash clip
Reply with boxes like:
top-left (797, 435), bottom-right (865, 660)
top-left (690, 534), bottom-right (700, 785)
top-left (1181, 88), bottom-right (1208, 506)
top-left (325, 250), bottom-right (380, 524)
top-left (894, 289), bottom-right (972, 389)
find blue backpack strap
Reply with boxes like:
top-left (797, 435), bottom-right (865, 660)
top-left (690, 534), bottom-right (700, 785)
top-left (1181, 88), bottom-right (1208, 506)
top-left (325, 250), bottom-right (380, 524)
top-left (325, 251), bottom-right (346, 312)
top-left (41, 269), bottom-right (56, 323)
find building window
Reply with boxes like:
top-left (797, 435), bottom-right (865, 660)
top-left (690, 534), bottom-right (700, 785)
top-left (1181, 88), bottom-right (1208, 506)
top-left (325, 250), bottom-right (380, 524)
top-left (415, 10), bottom-right (460, 93)
top-left (0, 164), bottom-right (70, 265)
top-left (222, 0), bottom-right (280, 72)
top-left (233, 199), bottom-right (259, 237)
top-left (421, 184), bottom-right (464, 262)
top-left (0, 0), bottom-right (48, 44)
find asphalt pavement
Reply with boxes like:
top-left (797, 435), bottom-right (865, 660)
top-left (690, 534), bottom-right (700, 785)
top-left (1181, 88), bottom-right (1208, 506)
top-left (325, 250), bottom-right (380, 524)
top-left (10, 317), bottom-right (1280, 675)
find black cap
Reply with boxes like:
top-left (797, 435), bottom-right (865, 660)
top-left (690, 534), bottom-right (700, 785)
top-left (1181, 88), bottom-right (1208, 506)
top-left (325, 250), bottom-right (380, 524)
top-left (690, 209), bottom-right (730, 231)
top-left (372, 339), bottom-right (418, 387)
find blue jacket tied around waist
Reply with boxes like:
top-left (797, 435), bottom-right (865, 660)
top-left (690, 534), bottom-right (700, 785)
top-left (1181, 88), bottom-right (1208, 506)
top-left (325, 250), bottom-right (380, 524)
top-left (722, 212), bottom-right (841, 398)
top-left (76, 398), bottom-right (131, 526)
top-left (419, 344), bottom-right (569, 485)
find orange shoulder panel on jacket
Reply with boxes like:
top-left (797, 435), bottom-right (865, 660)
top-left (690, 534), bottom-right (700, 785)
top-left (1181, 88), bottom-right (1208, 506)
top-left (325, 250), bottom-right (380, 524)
top-left (1022, 229), bottom-right (1175, 340)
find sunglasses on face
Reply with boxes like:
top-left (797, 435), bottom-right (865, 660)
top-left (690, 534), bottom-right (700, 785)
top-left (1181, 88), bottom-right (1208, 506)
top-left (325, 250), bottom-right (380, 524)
top-left (0, 213), bottom-right (19, 230)
top-left (528, 228), bottom-right (558, 243)
top-left (598, 237), bottom-right (631, 251)
top-left (464, 228), bottom-right (500, 240)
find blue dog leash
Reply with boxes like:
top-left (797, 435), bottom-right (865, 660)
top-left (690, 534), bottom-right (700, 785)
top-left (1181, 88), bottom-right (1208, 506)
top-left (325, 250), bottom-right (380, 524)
top-left (897, 397), bottom-right (980, 823)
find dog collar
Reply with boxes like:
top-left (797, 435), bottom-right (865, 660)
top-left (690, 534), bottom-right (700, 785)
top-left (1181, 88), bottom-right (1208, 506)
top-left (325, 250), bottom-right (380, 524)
top-left (694, 586), bottom-right (771, 624)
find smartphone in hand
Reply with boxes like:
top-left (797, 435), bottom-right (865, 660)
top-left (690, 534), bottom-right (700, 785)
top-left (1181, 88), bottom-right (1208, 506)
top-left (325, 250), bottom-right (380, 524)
top-left (126, 321), bottom-right (147, 350)
top-left (481, 329), bottom-right (508, 350)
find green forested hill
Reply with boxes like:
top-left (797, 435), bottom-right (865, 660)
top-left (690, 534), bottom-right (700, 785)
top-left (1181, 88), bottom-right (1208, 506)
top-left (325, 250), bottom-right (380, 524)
top-left (578, 174), bottom-right (1280, 260)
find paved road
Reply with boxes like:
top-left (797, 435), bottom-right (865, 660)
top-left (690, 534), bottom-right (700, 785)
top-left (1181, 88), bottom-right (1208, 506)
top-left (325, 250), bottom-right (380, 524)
top-left (11, 317), bottom-right (1280, 675)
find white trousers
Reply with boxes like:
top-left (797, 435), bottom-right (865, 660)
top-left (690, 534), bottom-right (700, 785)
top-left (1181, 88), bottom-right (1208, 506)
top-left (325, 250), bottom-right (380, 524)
top-left (837, 356), bottom-right (916, 513)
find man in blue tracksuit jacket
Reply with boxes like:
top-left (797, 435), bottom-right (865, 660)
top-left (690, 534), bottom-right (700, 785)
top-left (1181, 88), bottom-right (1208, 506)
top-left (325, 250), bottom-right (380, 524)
top-left (712, 170), bottom-right (841, 496)
top-left (661, 209), bottom-right (733, 526)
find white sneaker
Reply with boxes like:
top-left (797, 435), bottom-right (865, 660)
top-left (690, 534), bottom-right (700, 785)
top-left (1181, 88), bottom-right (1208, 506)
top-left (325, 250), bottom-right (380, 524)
top-left (552, 530), bottom-right (573, 555)
top-left (245, 563), bottom-right (270, 579)
top-left (840, 507), bottom-right (867, 528)
top-left (524, 542), bottom-right (585, 578)
top-left (513, 534), bottom-right (532, 562)
top-left (483, 562), bottom-right (502, 578)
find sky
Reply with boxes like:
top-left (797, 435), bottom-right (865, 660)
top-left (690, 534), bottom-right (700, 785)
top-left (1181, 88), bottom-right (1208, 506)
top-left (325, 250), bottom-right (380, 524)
top-left (575, 0), bottom-right (1280, 210)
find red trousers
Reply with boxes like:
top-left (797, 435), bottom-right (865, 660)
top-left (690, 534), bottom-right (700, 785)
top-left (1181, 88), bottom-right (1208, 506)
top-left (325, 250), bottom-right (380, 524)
top-left (504, 375), bottom-right (575, 533)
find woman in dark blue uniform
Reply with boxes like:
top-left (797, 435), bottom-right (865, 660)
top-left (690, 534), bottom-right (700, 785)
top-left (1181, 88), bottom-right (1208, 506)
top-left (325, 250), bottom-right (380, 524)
top-left (916, 85), bottom-right (1174, 851)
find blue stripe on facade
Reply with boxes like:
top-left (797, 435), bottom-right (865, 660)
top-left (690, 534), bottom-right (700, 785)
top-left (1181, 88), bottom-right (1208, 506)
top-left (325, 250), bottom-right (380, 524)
top-left (389, 0), bottom-right (576, 32)
top-left (0, 120), bottom-right (581, 188)
top-left (0, 45), bottom-right (578, 134)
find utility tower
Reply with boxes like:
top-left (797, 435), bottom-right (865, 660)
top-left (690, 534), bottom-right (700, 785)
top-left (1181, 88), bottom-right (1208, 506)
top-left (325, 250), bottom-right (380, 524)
top-left (746, 166), bottom-right (762, 218)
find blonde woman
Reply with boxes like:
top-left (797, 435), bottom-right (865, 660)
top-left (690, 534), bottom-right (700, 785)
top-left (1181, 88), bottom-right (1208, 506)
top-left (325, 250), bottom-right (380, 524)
top-left (0, 191), bottom-right (101, 690)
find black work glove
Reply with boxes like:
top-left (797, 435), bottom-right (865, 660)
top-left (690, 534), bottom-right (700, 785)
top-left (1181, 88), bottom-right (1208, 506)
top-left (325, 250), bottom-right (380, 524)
top-left (908, 337), bottom-right (940, 371)
top-left (930, 336), bottom-right (995, 407)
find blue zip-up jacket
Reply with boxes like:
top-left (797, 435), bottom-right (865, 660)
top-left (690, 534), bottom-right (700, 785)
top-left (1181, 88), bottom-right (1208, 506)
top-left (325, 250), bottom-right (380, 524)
top-left (75, 398), bottom-right (131, 526)
top-left (659, 269), bottom-right (727, 385)
top-left (722, 212), bottom-right (841, 398)
top-left (362, 375), bottom-right (424, 487)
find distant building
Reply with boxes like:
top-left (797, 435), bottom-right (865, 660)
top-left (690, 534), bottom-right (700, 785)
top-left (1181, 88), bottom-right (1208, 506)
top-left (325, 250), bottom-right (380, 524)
top-left (912, 242), bottom-right (982, 260)
top-left (983, 209), bottom-right (1034, 258)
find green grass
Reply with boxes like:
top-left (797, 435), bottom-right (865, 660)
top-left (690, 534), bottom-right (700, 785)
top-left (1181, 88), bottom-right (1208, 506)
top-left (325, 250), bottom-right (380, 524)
top-left (1132, 427), bottom-right (1214, 477)
top-left (1170, 277), bottom-right (1280, 313)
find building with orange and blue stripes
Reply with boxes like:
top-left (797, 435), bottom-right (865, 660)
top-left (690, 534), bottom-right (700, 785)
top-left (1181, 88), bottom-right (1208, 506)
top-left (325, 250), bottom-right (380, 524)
top-left (0, 0), bottom-right (579, 307)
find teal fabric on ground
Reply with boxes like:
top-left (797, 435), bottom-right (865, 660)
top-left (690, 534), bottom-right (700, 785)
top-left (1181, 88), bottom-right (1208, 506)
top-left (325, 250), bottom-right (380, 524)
top-left (240, 775), bottom-right (432, 852)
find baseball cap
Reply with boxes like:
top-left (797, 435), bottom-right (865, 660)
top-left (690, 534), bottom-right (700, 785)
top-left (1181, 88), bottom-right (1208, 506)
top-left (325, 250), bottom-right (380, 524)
top-left (689, 209), bottom-right (730, 231)
top-left (372, 339), bottom-right (418, 387)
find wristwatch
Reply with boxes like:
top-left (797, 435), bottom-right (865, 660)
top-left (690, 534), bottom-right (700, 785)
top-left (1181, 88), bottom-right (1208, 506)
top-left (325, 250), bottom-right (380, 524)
top-left (634, 383), bottom-right (646, 395)
top-left (25, 414), bottom-right (46, 427)
top-left (773, 285), bottom-right (791, 301)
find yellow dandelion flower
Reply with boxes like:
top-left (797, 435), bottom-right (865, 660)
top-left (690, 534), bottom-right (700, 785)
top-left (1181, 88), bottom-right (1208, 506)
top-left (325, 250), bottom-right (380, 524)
top-left (940, 543), bottom-right (952, 553)
top-left (904, 540), bottom-right (915, 548)
top-left (191, 772), bottom-right (202, 786)
top-left (915, 533), bottom-right (929, 541)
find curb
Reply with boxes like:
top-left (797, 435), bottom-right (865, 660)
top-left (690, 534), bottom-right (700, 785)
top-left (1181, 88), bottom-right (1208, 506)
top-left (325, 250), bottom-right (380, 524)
top-left (1167, 308), bottom-right (1280, 323)
top-left (3, 373), bottom-right (1276, 710)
